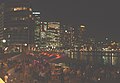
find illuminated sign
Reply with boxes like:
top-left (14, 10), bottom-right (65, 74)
top-left (32, 12), bottom-right (40, 15)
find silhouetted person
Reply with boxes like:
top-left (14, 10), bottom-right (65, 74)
top-left (4, 73), bottom-right (8, 83)
top-left (59, 68), bottom-right (64, 83)
top-left (1, 62), bottom-right (4, 68)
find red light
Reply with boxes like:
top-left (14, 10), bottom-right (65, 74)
top-left (49, 54), bottom-right (53, 57)
top-left (55, 54), bottom-right (61, 59)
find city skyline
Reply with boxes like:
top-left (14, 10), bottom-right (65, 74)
top-left (0, 1), bottom-right (120, 83)
top-left (31, 0), bottom-right (120, 41)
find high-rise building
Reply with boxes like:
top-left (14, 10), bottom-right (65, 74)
top-left (32, 11), bottom-right (41, 50)
top-left (1, 0), bottom-right (34, 52)
top-left (60, 25), bottom-right (75, 50)
top-left (47, 22), bottom-right (61, 49)
top-left (39, 22), bottom-right (48, 49)
top-left (60, 24), bottom-right (77, 58)
top-left (39, 22), bottom-right (61, 50)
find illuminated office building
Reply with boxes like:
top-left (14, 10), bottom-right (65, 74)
top-left (40, 22), bottom-right (61, 50)
top-left (1, 0), bottom-right (34, 52)
top-left (32, 11), bottom-right (41, 50)
top-left (39, 22), bottom-right (48, 49)
top-left (47, 22), bottom-right (61, 49)
top-left (60, 25), bottom-right (75, 50)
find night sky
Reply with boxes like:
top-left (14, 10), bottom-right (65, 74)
top-left (31, 0), bottom-right (120, 41)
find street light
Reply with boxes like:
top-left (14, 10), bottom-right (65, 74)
top-left (24, 43), bottom-right (28, 46)
top-left (80, 25), bottom-right (85, 28)
top-left (2, 39), bottom-right (6, 43)
top-left (35, 44), bottom-right (38, 47)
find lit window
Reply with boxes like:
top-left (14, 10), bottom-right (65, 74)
top-left (4, 28), bottom-right (7, 30)
top-left (65, 30), bottom-right (67, 32)
top-left (14, 8), bottom-right (17, 11)
top-left (29, 15), bottom-right (32, 18)
top-left (24, 27), bottom-right (28, 29)
top-left (8, 35), bottom-right (10, 38)
top-left (44, 22), bottom-right (47, 24)
top-left (32, 18), bottom-right (34, 20)
top-left (13, 7), bottom-right (28, 11)
top-left (20, 18), bottom-right (24, 20)
top-left (29, 8), bottom-right (32, 11)
top-left (23, 7), bottom-right (27, 10)
top-left (23, 18), bottom-right (25, 20)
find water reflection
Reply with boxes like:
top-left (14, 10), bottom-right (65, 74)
top-left (67, 51), bottom-right (120, 66)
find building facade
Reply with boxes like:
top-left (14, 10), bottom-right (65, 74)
top-left (60, 25), bottom-right (75, 50)
top-left (1, 0), bottom-right (34, 52)
top-left (32, 11), bottom-right (41, 50)
top-left (39, 22), bottom-right (61, 51)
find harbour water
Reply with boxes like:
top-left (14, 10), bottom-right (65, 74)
top-left (67, 51), bottom-right (120, 67)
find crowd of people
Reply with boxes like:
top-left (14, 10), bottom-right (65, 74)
top-left (1, 52), bottom-right (120, 83)
top-left (23, 53), bottom-right (120, 83)
top-left (25, 52), bottom-right (120, 83)
top-left (66, 64), bottom-right (120, 83)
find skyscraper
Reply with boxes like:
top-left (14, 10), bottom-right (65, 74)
top-left (60, 25), bottom-right (75, 50)
top-left (1, 0), bottom-right (34, 52)
top-left (47, 22), bottom-right (61, 49)
top-left (33, 11), bottom-right (41, 50)
top-left (39, 21), bottom-right (61, 50)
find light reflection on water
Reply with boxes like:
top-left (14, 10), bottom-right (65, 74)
top-left (67, 51), bottom-right (120, 66)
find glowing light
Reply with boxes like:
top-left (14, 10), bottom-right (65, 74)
top-left (29, 15), bottom-right (32, 18)
top-left (98, 78), bottom-right (101, 80)
top-left (80, 25), bottom-right (85, 28)
top-left (65, 30), bottom-right (67, 32)
top-left (24, 43), bottom-right (27, 46)
top-left (106, 38), bottom-right (108, 40)
top-left (2, 39), bottom-right (6, 43)
top-left (29, 8), bottom-right (32, 11)
top-left (35, 45), bottom-right (38, 47)
top-left (117, 70), bottom-right (119, 74)
top-left (13, 7), bottom-right (28, 11)
top-left (4, 47), bottom-right (8, 51)
top-left (32, 12), bottom-right (40, 15)
top-left (4, 28), bottom-right (6, 30)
